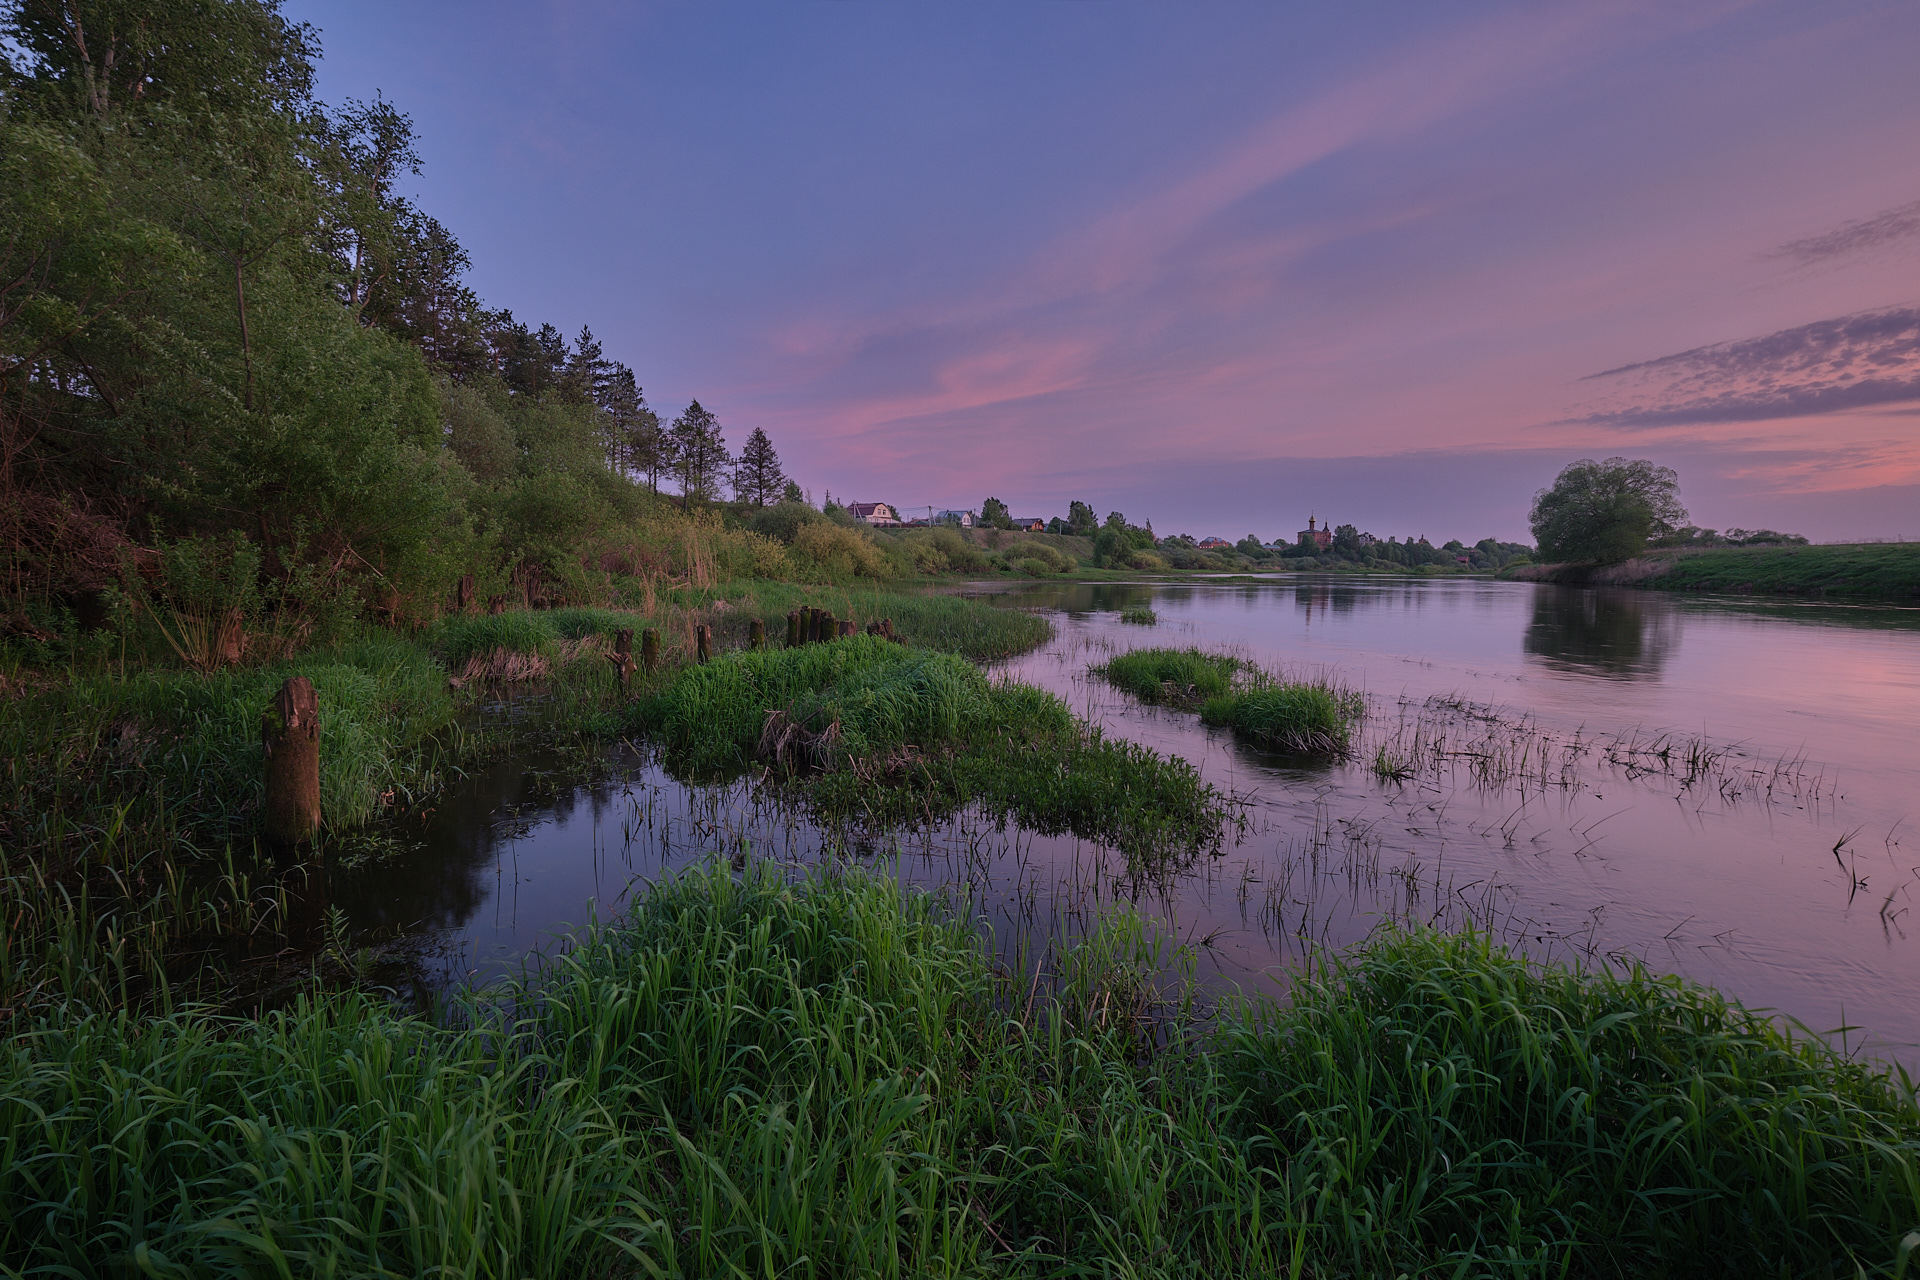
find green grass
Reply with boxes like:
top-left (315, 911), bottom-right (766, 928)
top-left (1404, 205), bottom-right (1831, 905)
top-left (1118, 604), bottom-right (1158, 625)
top-left (3, 862), bottom-right (1915, 1277)
top-left (639, 635), bottom-right (1226, 858)
top-left (1099, 645), bottom-right (1363, 755)
top-left (1098, 645), bottom-right (1240, 703)
top-left (1201, 682), bottom-right (1363, 755)
top-left (707, 581), bottom-right (1053, 662)
top-left (1652, 543), bottom-right (1920, 603)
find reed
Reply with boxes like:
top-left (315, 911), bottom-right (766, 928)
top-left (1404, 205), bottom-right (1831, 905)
top-left (1118, 604), bottom-right (1158, 625)
top-left (1097, 645), bottom-right (1239, 703)
top-left (2, 862), bottom-right (1913, 1278)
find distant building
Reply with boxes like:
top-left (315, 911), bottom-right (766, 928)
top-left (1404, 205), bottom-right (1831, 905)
top-left (931, 509), bottom-right (975, 527)
top-left (1297, 514), bottom-right (1332, 552)
top-left (1013, 517), bottom-right (1046, 532)
top-left (1198, 536), bottom-right (1232, 550)
top-left (848, 502), bottom-right (901, 527)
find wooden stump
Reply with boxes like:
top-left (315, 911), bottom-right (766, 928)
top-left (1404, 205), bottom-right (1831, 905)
top-left (750, 618), bottom-right (767, 650)
top-left (641, 628), bottom-right (661, 675)
top-left (608, 628), bottom-right (636, 692)
top-left (263, 676), bottom-right (321, 847)
top-left (488, 595), bottom-right (507, 615)
top-left (838, 618), bottom-right (856, 638)
top-left (786, 609), bottom-right (802, 648)
top-left (695, 623), bottom-right (712, 663)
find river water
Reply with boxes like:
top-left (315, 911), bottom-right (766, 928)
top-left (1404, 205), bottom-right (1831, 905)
top-left (333, 577), bottom-right (1920, 1066)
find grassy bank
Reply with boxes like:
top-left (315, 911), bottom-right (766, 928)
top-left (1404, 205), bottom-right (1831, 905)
top-left (0, 587), bottom-right (1051, 1018)
top-left (1504, 543), bottom-right (1920, 604)
top-left (1098, 646), bottom-right (1365, 755)
top-left (640, 636), bottom-right (1226, 858)
top-left (3, 861), bottom-right (1915, 1277)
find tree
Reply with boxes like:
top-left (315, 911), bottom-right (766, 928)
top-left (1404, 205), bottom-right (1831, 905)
top-left (666, 399), bottom-right (728, 508)
top-left (734, 426), bottom-right (787, 506)
top-left (1530, 457), bottom-right (1686, 564)
top-left (1066, 500), bottom-right (1096, 535)
top-left (979, 496), bottom-right (1012, 530)
top-left (781, 478), bottom-right (804, 504)
top-left (1332, 523), bottom-right (1362, 557)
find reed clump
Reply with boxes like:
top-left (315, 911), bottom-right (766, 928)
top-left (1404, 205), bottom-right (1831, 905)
top-left (1098, 645), bottom-right (1239, 703)
top-left (639, 636), bottom-right (1225, 858)
top-left (1118, 604), bottom-right (1158, 625)
top-left (2, 862), bottom-right (1914, 1278)
top-left (1098, 645), bottom-right (1363, 755)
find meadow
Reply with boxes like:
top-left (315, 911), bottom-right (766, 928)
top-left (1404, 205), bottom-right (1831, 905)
top-left (1505, 542), bottom-right (1920, 603)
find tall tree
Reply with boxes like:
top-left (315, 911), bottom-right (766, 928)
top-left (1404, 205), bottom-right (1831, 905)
top-left (666, 399), bottom-right (728, 509)
top-left (1530, 457), bottom-right (1686, 564)
top-left (980, 496), bottom-right (1012, 530)
top-left (733, 426), bottom-right (786, 506)
top-left (1067, 500), bottom-right (1096, 535)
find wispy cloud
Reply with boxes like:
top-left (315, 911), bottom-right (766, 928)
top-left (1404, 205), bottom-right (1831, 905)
top-left (1574, 306), bottom-right (1920, 429)
top-left (1770, 199), bottom-right (1920, 265)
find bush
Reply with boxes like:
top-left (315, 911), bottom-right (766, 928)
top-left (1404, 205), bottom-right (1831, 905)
top-left (790, 521), bottom-right (894, 581)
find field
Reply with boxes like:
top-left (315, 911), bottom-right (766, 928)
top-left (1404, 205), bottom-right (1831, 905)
top-left (1506, 543), bottom-right (1920, 603)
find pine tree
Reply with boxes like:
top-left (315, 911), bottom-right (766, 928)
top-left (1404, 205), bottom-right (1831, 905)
top-left (734, 426), bottom-right (787, 506)
top-left (667, 400), bottom-right (729, 509)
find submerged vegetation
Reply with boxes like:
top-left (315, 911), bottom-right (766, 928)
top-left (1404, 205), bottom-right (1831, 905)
top-left (3, 862), bottom-right (1915, 1277)
top-left (1099, 645), bottom-right (1364, 755)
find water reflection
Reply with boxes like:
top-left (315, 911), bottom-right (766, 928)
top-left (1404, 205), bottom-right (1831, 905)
top-left (1523, 588), bottom-right (1677, 678)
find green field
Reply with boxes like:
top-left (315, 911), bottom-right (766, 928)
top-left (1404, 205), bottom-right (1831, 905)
top-left (1648, 542), bottom-right (1920, 602)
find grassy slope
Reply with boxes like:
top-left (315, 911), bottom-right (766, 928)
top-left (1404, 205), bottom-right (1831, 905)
top-left (1506, 543), bottom-right (1920, 603)
top-left (3, 862), bottom-right (1915, 1278)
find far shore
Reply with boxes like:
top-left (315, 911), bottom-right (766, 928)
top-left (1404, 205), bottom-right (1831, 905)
top-left (1499, 542), bottom-right (1920, 605)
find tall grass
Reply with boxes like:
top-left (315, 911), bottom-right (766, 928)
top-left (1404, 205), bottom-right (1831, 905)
top-left (1099, 645), bottom-right (1364, 755)
top-left (3, 862), bottom-right (1914, 1277)
top-left (1098, 646), bottom-right (1240, 702)
top-left (639, 636), bottom-right (1226, 858)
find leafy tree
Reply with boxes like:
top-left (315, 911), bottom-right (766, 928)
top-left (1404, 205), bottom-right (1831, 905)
top-left (1530, 457), bottom-right (1686, 564)
top-left (980, 496), bottom-right (1012, 530)
top-left (667, 400), bottom-right (728, 509)
top-left (1067, 500), bottom-right (1096, 535)
top-left (1332, 523), bottom-right (1362, 557)
top-left (734, 426), bottom-right (787, 507)
top-left (781, 478), bottom-right (804, 504)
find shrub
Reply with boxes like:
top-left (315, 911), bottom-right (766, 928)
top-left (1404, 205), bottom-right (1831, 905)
top-left (790, 521), bottom-right (894, 581)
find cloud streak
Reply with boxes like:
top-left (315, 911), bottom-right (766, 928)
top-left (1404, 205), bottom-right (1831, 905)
top-left (1771, 199), bottom-right (1920, 265)
top-left (1575, 306), bottom-right (1920, 429)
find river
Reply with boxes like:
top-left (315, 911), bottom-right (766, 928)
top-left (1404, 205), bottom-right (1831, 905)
top-left (333, 577), bottom-right (1920, 1066)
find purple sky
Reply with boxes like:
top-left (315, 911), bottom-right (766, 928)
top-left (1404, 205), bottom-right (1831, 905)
top-left (292, 1), bottom-right (1920, 543)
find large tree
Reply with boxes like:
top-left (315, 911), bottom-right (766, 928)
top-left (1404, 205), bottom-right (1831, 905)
top-left (980, 496), bottom-right (1012, 530)
top-left (733, 426), bottom-right (787, 507)
top-left (1529, 457), bottom-right (1686, 564)
top-left (667, 400), bottom-right (728, 508)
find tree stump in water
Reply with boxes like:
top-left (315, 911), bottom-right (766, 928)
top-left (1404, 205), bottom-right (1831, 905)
top-left (695, 623), bottom-right (712, 663)
top-left (641, 628), bottom-right (661, 674)
top-left (263, 676), bottom-right (321, 847)
top-left (750, 618), bottom-right (766, 650)
top-left (608, 628), bottom-right (636, 692)
top-left (786, 610), bottom-right (802, 648)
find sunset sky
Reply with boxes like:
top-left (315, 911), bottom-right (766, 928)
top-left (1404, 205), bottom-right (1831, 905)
top-left (294, 1), bottom-right (1920, 543)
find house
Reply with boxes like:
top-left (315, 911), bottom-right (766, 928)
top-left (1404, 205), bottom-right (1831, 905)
top-left (1013, 517), bottom-right (1046, 532)
top-left (1297, 515), bottom-right (1333, 551)
top-left (1198, 536), bottom-right (1232, 550)
top-left (848, 502), bottom-right (901, 527)
top-left (931, 509), bottom-right (975, 527)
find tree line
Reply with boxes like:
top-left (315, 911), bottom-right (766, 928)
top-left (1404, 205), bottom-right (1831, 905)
top-left (0, 0), bottom-right (797, 632)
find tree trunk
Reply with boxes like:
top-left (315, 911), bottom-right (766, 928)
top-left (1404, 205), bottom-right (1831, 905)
top-left (263, 677), bottom-right (320, 846)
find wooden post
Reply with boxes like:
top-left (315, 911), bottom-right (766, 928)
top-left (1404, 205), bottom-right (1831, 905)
top-left (609, 628), bottom-right (636, 692)
top-left (883, 617), bottom-right (898, 643)
top-left (805, 607), bottom-right (821, 644)
top-left (641, 627), bottom-right (661, 675)
top-left (838, 618), bottom-right (856, 638)
top-left (786, 609), bottom-right (802, 648)
top-left (750, 618), bottom-right (766, 650)
top-left (695, 623), bottom-right (711, 663)
top-left (263, 676), bottom-right (320, 847)
top-left (455, 573), bottom-right (475, 614)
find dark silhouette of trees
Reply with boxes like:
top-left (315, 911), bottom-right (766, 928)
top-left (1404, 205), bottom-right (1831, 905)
top-left (734, 427), bottom-right (787, 507)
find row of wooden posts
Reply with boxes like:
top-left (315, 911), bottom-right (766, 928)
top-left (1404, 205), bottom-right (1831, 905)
top-left (263, 608), bottom-right (904, 845)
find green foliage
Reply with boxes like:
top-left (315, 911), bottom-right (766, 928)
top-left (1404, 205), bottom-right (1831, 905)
top-left (1098, 646), bottom-right (1239, 702)
top-left (2, 865), bottom-right (1914, 1277)
top-left (1651, 542), bottom-right (1920, 603)
top-left (1531, 457), bottom-right (1688, 565)
top-left (979, 495), bottom-right (1012, 530)
top-left (1119, 605), bottom-right (1157, 624)
top-left (1201, 682), bottom-right (1362, 755)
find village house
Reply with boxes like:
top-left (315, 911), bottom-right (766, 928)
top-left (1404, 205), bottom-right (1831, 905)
top-left (931, 509), bottom-right (975, 527)
top-left (848, 502), bottom-right (901, 527)
top-left (1297, 514), bottom-right (1333, 551)
top-left (1013, 517), bottom-right (1047, 532)
top-left (1197, 536), bottom-right (1232, 550)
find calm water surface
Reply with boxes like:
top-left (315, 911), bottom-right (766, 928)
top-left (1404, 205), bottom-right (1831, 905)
top-left (335, 578), bottom-right (1920, 1065)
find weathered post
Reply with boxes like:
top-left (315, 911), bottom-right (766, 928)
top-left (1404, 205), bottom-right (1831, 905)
top-left (641, 627), bottom-right (661, 675)
top-left (609, 628), bottom-right (636, 692)
top-left (695, 623), bottom-right (712, 663)
top-left (749, 618), bottom-right (766, 650)
top-left (806, 607), bottom-right (822, 644)
top-left (455, 573), bottom-right (475, 614)
top-left (786, 609), bottom-right (802, 648)
top-left (263, 676), bottom-right (320, 847)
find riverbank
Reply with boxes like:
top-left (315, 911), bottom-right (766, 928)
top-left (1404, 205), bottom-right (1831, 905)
top-left (5, 860), bottom-right (1914, 1277)
top-left (1502, 542), bottom-right (1920, 603)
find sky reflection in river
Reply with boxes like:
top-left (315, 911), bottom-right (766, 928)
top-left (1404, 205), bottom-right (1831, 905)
top-left (335, 577), bottom-right (1920, 1066)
